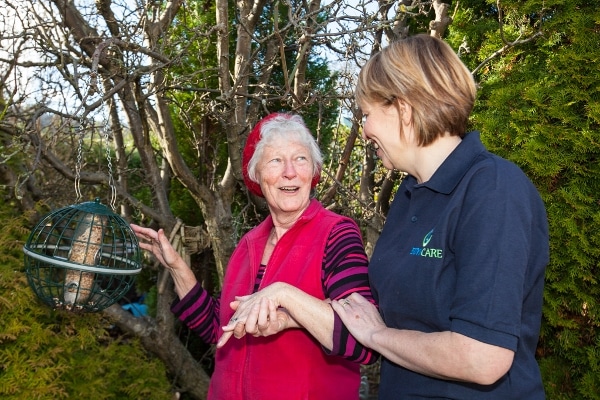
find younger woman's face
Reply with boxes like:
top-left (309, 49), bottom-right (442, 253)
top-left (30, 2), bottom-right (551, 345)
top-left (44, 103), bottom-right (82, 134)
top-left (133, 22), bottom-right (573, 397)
top-left (360, 99), bottom-right (417, 172)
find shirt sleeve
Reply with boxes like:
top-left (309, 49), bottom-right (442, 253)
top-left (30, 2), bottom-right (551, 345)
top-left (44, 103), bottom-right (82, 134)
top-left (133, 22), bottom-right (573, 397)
top-left (171, 283), bottom-right (221, 344)
top-left (449, 161), bottom-right (547, 351)
top-left (321, 220), bottom-right (379, 365)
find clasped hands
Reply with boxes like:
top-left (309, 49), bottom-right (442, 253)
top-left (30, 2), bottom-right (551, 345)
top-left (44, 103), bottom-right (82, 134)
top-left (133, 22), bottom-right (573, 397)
top-left (217, 282), bottom-right (297, 348)
top-left (217, 284), bottom-right (386, 349)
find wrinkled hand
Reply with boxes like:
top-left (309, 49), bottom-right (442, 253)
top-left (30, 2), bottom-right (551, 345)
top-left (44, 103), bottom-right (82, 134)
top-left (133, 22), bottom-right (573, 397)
top-left (130, 224), bottom-right (181, 269)
top-left (331, 292), bottom-right (386, 348)
top-left (217, 282), bottom-right (294, 348)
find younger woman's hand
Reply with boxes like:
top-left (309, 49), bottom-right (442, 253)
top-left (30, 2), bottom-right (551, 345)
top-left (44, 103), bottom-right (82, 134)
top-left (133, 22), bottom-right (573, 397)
top-left (331, 292), bottom-right (386, 348)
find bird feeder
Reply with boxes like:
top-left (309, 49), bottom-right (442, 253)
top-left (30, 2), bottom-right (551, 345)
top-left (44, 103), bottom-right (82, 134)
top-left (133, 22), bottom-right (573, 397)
top-left (23, 52), bottom-right (144, 312)
top-left (23, 199), bottom-right (142, 312)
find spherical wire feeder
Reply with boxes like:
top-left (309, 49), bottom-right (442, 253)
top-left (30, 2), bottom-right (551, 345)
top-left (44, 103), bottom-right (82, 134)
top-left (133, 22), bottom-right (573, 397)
top-left (23, 199), bottom-right (142, 312)
top-left (23, 53), bottom-right (143, 312)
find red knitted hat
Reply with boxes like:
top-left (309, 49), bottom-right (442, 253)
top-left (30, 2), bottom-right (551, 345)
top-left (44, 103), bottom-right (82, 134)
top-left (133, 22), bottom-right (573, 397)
top-left (242, 113), bottom-right (321, 197)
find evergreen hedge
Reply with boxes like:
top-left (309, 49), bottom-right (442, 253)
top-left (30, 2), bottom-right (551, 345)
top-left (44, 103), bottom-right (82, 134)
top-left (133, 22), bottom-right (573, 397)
top-left (0, 204), bottom-right (174, 399)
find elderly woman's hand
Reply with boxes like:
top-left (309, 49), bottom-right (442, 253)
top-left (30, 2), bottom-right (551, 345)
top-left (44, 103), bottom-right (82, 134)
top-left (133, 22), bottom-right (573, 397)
top-left (217, 282), bottom-right (298, 348)
top-left (130, 223), bottom-right (197, 299)
top-left (130, 224), bottom-right (182, 270)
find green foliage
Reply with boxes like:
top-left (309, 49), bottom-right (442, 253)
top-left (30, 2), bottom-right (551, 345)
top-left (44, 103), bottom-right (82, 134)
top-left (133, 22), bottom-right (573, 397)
top-left (452, 0), bottom-right (600, 397)
top-left (0, 206), bottom-right (173, 399)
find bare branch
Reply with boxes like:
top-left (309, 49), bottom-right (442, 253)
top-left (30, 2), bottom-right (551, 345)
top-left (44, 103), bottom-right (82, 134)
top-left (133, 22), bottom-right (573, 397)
top-left (471, 0), bottom-right (544, 76)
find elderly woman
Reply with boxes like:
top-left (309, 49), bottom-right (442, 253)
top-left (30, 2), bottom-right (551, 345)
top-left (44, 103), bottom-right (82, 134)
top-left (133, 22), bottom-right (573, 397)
top-left (131, 113), bottom-right (377, 400)
top-left (331, 34), bottom-right (549, 399)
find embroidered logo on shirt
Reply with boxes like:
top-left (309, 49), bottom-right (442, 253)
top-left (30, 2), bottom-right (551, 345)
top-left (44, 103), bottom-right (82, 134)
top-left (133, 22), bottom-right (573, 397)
top-left (409, 229), bottom-right (443, 259)
top-left (422, 229), bottom-right (433, 247)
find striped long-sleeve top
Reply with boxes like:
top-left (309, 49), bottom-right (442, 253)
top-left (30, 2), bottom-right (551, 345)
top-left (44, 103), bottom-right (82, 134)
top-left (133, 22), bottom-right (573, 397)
top-left (171, 219), bottom-right (378, 365)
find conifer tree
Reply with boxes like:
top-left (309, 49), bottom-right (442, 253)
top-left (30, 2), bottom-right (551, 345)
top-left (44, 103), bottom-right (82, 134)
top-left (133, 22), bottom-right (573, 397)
top-left (0, 204), bottom-right (174, 399)
top-left (450, 1), bottom-right (600, 396)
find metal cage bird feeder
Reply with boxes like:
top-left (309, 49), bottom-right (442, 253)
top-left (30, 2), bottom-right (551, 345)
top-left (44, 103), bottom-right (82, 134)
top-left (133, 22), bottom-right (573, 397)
top-left (23, 199), bottom-right (142, 312)
top-left (23, 54), bottom-right (143, 312)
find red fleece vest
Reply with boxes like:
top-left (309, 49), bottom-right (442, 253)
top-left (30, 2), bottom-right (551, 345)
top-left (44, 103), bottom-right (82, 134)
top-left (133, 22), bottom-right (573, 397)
top-left (209, 199), bottom-right (360, 400)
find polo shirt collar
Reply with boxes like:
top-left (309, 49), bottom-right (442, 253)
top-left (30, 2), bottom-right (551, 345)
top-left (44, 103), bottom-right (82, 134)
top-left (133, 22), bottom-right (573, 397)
top-left (418, 131), bottom-right (487, 194)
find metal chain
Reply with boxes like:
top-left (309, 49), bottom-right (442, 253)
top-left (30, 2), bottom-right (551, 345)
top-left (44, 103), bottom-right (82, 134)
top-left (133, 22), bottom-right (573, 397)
top-left (74, 44), bottom-right (118, 211)
top-left (74, 66), bottom-right (96, 204)
top-left (102, 97), bottom-right (117, 212)
top-left (74, 118), bottom-right (85, 203)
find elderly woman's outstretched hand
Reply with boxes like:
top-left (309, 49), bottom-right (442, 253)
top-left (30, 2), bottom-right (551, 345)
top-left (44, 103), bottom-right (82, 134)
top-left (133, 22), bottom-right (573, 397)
top-left (130, 224), bottom-right (182, 270)
top-left (130, 223), bottom-right (197, 299)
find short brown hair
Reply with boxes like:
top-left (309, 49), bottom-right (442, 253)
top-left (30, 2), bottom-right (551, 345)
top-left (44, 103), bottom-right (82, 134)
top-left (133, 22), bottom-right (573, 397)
top-left (356, 34), bottom-right (476, 146)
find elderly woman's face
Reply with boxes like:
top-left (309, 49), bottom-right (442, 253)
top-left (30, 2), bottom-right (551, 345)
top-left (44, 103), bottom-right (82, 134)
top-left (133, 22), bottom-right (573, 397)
top-left (256, 137), bottom-right (314, 215)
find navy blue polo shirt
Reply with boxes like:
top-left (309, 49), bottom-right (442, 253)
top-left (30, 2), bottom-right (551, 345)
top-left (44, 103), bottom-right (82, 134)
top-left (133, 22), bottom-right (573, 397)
top-left (370, 131), bottom-right (549, 399)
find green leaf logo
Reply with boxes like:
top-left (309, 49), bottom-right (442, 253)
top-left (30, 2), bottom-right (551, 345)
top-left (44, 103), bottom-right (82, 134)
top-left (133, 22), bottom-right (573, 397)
top-left (423, 229), bottom-right (434, 247)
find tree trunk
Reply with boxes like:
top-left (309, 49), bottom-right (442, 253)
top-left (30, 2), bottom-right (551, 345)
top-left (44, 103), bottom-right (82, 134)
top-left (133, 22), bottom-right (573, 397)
top-left (103, 303), bottom-right (211, 398)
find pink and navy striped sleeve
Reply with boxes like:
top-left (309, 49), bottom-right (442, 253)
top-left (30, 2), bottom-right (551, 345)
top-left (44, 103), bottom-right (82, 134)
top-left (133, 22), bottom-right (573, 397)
top-left (322, 220), bottom-right (379, 365)
top-left (171, 283), bottom-right (222, 344)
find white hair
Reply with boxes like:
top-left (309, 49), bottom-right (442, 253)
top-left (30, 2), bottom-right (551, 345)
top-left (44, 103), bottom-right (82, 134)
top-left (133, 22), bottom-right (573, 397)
top-left (247, 114), bottom-right (323, 183)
